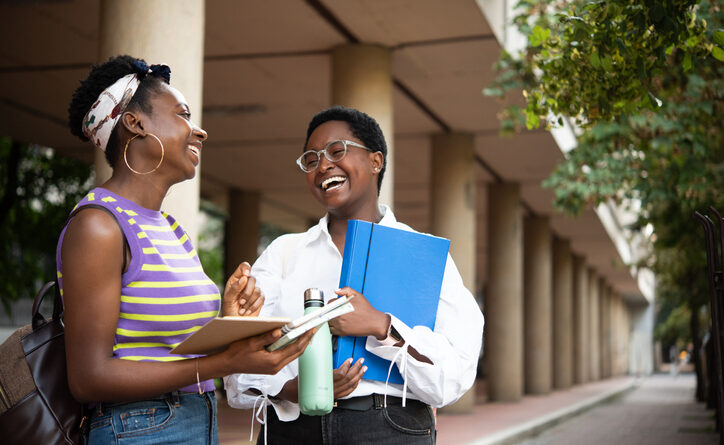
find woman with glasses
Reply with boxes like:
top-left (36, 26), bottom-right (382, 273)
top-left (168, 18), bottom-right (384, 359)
top-left (225, 106), bottom-right (484, 444)
top-left (60, 55), bottom-right (314, 444)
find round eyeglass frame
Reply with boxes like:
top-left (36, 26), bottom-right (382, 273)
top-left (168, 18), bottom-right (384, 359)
top-left (296, 139), bottom-right (374, 173)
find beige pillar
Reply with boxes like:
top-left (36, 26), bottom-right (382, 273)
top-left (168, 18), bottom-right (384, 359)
top-left (523, 216), bottom-right (552, 394)
top-left (225, 189), bottom-right (261, 278)
top-left (552, 238), bottom-right (573, 389)
top-left (431, 133), bottom-right (476, 413)
top-left (486, 183), bottom-right (523, 401)
top-left (611, 292), bottom-right (620, 375)
top-left (600, 281), bottom-right (610, 378)
top-left (572, 255), bottom-right (589, 384)
top-left (97, 0), bottom-right (205, 244)
top-left (588, 269), bottom-right (601, 380)
top-left (332, 44), bottom-right (394, 209)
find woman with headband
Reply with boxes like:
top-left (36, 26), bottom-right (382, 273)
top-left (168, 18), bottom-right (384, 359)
top-left (60, 55), bottom-right (314, 444)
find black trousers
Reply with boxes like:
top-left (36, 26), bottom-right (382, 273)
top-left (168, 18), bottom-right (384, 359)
top-left (258, 395), bottom-right (436, 445)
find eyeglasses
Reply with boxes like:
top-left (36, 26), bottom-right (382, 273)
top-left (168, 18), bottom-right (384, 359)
top-left (296, 139), bottom-right (374, 173)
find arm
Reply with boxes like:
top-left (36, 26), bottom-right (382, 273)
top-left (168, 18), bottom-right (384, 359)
top-left (62, 209), bottom-right (312, 403)
top-left (331, 255), bottom-right (484, 407)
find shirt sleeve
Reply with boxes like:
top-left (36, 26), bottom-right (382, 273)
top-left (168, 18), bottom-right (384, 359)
top-left (223, 235), bottom-right (303, 421)
top-left (364, 253), bottom-right (484, 408)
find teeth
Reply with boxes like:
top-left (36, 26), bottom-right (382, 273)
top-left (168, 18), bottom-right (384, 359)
top-left (321, 176), bottom-right (346, 191)
top-left (188, 146), bottom-right (200, 159)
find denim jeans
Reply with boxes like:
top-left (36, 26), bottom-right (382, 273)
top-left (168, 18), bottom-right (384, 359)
top-left (88, 391), bottom-right (218, 445)
top-left (260, 396), bottom-right (436, 445)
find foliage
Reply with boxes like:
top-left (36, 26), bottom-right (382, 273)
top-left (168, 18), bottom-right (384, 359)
top-left (485, 0), bottom-right (723, 343)
top-left (197, 200), bottom-right (226, 289)
top-left (0, 137), bottom-right (93, 315)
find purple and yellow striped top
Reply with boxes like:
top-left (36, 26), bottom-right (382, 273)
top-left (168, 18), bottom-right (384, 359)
top-left (56, 187), bottom-right (220, 393)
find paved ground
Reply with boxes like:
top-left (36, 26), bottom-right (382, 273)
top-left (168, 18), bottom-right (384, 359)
top-left (216, 373), bottom-right (718, 445)
top-left (516, 374), bottom-right (717, 445)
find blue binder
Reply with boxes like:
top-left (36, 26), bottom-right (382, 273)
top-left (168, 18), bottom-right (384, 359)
top-left (334, 220), bottom-right (450, 384)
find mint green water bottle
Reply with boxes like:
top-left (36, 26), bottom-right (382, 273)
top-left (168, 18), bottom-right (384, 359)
top-left (298, 288), bottom-right (334, 415)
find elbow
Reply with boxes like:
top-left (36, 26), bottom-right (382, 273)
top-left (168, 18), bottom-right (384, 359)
top-left (67, 366), bottom-right (104, 403)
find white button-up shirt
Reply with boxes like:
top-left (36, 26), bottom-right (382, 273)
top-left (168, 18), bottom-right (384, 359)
top-left (224, 206), bottom-right (484, 421)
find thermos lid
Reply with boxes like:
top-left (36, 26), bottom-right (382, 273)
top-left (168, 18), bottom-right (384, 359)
top-left (304, 288), bottom-right (324, 302)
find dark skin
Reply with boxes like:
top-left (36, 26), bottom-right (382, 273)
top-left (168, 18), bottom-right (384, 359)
top-left (62, 83), bottom-right (314, 403)
top-left (276, 120), bottom-right (431, 403)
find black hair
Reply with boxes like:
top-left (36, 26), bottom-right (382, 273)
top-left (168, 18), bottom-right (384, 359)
top-left (68, 55), bottom-right (171, 167)
top-left (304, 106), bottom-right (388, 194)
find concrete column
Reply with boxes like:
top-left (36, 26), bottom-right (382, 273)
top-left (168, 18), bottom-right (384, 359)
top-left (588, 269), bottom-right (601, 380)
top-left (523, 216), bottom-right (552, 394)
top-left (600, 281), bottom-right (610, 378)
top-left (332, 44), bottom-right (394, 209)
top-left (431, 132), bottom-right (476, 413)
top-left (486, 183), bottom-right (523, 401)
top-left (552, 238), bottom-right (573, 389)
top-left (225, 189), bottom-right (261, 278)
top-left (572, 255), bottom-right (589, 384)
top-left (98, 0), bottom-right (205, 244)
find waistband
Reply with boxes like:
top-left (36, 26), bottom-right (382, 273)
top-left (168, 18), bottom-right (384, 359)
top-left (94, 390), bottom-right (215, 416)
top-left (333, 394), bottom-right (426, 411)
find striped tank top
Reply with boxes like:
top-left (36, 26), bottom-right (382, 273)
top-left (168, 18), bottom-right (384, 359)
top-left (56, 187), bottom-right (220, 393)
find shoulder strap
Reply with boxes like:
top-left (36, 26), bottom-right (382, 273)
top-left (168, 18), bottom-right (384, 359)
top-left (66, 204), bottom-right (129, 273)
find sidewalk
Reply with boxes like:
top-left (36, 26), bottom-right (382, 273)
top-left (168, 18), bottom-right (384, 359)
top-left (216, 374), bottom-right (713, 444)
top-left (516, 373), bottom-right (718, 445)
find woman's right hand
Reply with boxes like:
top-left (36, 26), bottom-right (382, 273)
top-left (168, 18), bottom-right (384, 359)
top-left (333, 357), bottom-right (367, 399)
top-left (220, 328), bottom-right (316, 375)
top-left (274, 358), bottom-right (367, 403)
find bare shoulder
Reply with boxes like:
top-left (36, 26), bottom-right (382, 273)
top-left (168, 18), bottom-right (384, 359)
top-left (62, 207), bottom-right (123, 260)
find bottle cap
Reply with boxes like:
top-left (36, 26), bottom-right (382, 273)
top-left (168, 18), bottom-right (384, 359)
top-left (304, 288), bottom-right (324, 302)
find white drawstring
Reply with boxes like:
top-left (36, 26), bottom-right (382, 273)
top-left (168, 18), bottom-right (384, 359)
top-left (250, 393), bottom-right (269, 445)
top-left (383, 342), bottom-right (410, 408)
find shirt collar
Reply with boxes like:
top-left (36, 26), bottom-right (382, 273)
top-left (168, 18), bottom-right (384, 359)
top-left (306, 204), bottom-right (396, 246)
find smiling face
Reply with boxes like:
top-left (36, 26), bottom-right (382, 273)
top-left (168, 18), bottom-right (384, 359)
top-left (139, 83), bottom-right (207, 181)
top-left (304, 120), bottom-right (382, 215)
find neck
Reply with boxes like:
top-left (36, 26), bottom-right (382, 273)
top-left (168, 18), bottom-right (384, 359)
top-left (102, 171), bottom-right (171, 211)
top-left (327, 199), bottom-right (383, 238)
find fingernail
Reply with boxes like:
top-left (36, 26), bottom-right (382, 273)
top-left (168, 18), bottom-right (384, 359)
top-left (362, 366), bottom-right (368, 372)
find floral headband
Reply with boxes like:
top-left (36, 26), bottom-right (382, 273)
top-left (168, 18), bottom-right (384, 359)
top-left (81, 61), bottom-right (171, 151)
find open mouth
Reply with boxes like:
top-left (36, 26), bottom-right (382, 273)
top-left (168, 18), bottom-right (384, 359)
top-left (188, 145), bottom-right (201, 160)
top-left (321, 176), bottom-right (347, 192)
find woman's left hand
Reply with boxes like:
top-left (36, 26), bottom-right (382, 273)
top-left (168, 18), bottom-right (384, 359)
top-left (222, 262), bottom-right (264, 316)
top-left (328, 287), bottom-right (390, 340)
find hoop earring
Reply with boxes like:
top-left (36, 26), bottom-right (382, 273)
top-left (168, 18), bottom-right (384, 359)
top-left (124, 133), bottom-right (165, 175)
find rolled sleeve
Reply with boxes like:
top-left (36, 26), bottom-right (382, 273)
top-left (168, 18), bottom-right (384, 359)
top-left (364, 255), bottom-right (484, 407)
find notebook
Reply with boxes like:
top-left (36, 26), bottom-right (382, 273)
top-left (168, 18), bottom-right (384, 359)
top-left (334, 219), bottom-right (450, 384)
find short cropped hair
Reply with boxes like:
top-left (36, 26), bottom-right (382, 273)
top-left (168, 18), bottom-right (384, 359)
top-left (304, 106), bottom-right (387, 194)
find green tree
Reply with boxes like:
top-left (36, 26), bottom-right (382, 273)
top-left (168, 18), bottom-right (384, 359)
top-left (0, 137), bottom-right (93, 315)
top-left (486, 0), bottom-right (723, 398)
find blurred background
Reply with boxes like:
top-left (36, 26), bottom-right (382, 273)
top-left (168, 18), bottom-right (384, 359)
top-left (1, 1), bottom-right (721, 443)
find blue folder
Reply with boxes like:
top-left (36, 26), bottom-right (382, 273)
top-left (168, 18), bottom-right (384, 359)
top-left (333, 220), bottom-right (450, 384)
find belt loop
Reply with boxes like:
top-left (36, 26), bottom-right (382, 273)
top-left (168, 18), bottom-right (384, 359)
top-left (95, 402), bottom-right (104, 416)
top-left (374, 394), bottom-right (383, 410)
top-left (171, 391), bottom-right (181, 407)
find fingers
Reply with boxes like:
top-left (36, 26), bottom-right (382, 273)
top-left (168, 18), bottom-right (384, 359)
top-left (334, 358), bottom-right (366, 398)
top-left (273, 328), bottom-right (317, 364)
top-left (248, 328), bottom-right (283, 349)
top-left (333, 358), bottom-right (353, 378)
top-left (246, 291), bottom-right (265, 316)
top-left (334, 287), bottom-right (358, 298)
top-left (236, 276), bottom-right (257, 314)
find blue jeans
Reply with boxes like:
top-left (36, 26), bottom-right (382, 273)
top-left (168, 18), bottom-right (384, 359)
top-left (88, 391), bottom-right (218, 445)
top-left (260, 395), bottom-right (435, 445)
